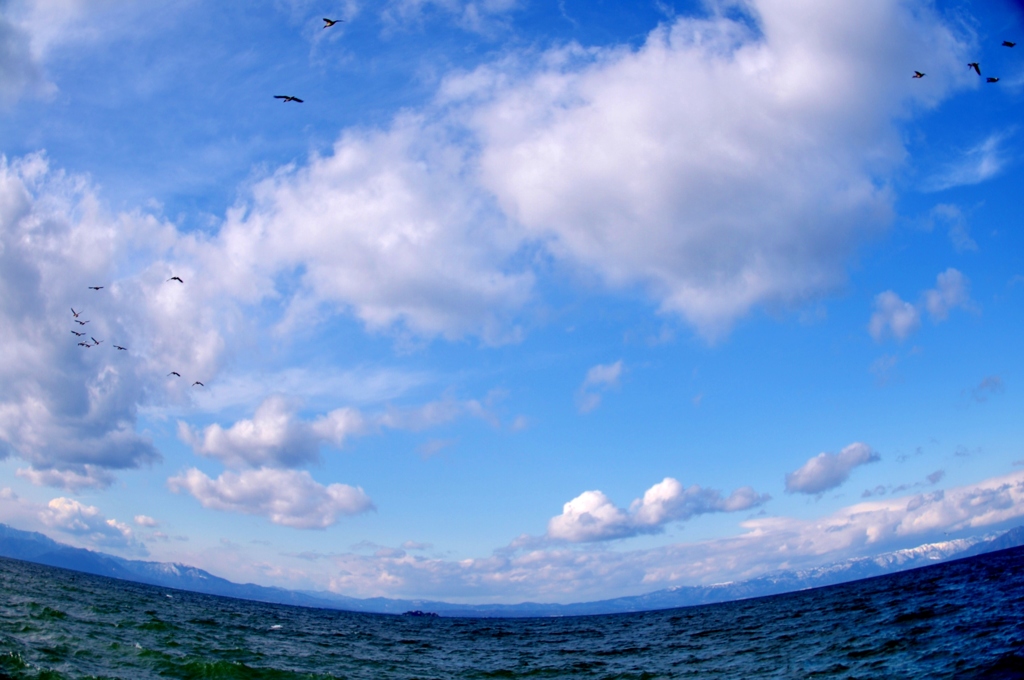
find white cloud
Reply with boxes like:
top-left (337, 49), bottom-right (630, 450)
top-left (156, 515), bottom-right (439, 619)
top-left (924, 131), bottom-right (1011, 192)
top-left (451, 0), bottom-right (969, 340)
top-left (785, 442), bottom-right (880, 495)
top-left (868, 268), bottom-right (972, 342)
top-left (179, 393), bottom-right (496, 469)
top-left (1, 0), bottom-right (155, 106)
top-left (418, 438), bottom-right (456, 458)
top-left (868, 291), bottom-right (920, 342)
top-left (382, 0), bottom-right (518, 33)
top-left (576, 360), bottom-right (623, 413)
top-left (167, 467), bottom-right (373, 529)
top-left (134, 514), bottom-right (158, 527)
top-left (179, 396), bottom-right (366, 469)
top-left (927, 204), bottom-right (977, 253)
top-left (276, 470), bottom-right (1024, 603)
top-left (0, 11), bottom-right (49, 106)
top-left (582, 361), bottom-right (623, 389)
top-left (39, 497), bottom-right (144, 553)
top-left (377, 394), bottom-right (493, 430)
top-left (216, 116), bottom-right (533, 343)
top-left (546, 477), bottom-right (769, 542)
top-left (0, 154), bottom-right (167, 481)
top-left (923, 267), bottom-right (972, 321)
top-left (15, 465), bottom-right (115, 491)
top-left (212, 0), bottom-right (974, 346)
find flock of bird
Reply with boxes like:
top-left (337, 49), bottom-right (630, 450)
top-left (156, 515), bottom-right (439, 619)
top-left (70, 277), bottom-right (204, 387)
top-left (273, 18), bottom-right (343, 104)
top-left (68, 21), bottom-right (1017, 389)
top-left (70, 16), bottom-right (349, 391)
top-left (913, 40), bottom-right (1016, 81)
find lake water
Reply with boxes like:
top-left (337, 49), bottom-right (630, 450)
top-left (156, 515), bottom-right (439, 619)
top-left (1, 546), bottom-right (1023, 678)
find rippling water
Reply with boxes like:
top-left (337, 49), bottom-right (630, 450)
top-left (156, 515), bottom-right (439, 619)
top-left (2, 547), bottom-right (1023, 679)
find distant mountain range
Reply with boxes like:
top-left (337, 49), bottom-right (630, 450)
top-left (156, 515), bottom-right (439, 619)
top-left (1, 522), bottom-right (1022, 617)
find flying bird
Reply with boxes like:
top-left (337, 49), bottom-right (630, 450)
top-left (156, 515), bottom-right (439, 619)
top-left (323, 17), bottom-right (343, 28)
top-left (71, 308), bottom-right (81, 318)
top-left (968, 62), bottom-right (981, 75)
top-left (168, 371), bottom-right (181, 377)
top-left (192, 381), bottom-right (204, 387)
top-left (987, 77), bottom-right (1000, 83)
top-left (274, 95), bottom-right (304, 103)
top-left (912, 71), bottom-right (926, 78)
top-left (78, 342), bottom-right (91, 348)
top-left (88, 286), bottom-right (104, 290)
top-left (71, 330), bottom-right (85, 337)
top-left (91, 337), bottom-right (102, 345)
top-left (167, 276), bottom-right (184, 283)
top-left (1003, 41), bottom-right (1016, 47)
top-left (75, 320), bottom-right (90, 326)
top-left (114, 345), bottom-right (127, 351)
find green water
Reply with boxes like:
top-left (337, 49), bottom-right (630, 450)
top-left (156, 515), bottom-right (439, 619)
top-left (2, 548), bottom-right (1023, 678)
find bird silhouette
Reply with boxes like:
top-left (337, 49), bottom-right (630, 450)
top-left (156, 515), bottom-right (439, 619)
top-left (323, 17), bottom-right (343, 28)
top-left (987, 77), bottom-right (1000, 83)
top-left (968, 62), bottom-right (981, 75)
top-left (167, 276), bottom-right (184, 283)
top-left (71, 330), bottom-right (85, 337)
top-left (91, 337), bottom-right (102, 345)
top-left (114, 345), bottom-right (127, 351)
top-left (1003, 41), bottom-right (1016, 47)
top-left (192, 381), bottom-right (205, 387)
top-left (274, 95), bottom-right (304, 103)
top-left (913, 71), bottom-right (926, 78)
top-left (78, 342), bottom-right (91, 348)
top-left (88, 286), bottom-right (104, 290)
top-left (168, 371), bottom-right (181, 377)
top-left (71, 307), bottom-right (81, 318)
top-left (75, 320), bottom-right (90, 326)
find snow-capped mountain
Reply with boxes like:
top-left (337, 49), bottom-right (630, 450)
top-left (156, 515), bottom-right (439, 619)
top-left (1, 523), bottom-right (1021, 617)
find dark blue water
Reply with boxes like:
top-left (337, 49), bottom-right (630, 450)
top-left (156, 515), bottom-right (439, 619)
top-left (1, 547), bottom-right (1023, 679)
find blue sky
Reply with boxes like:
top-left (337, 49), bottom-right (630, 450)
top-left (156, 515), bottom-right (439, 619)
top-left (1, 0), bottom-right (1023, 604)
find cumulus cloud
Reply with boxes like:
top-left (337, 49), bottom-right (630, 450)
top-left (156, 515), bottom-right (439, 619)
top-left (0, 154), bottom-right (169, 484)
top-left (134, 514), bottom-right (158, 527)
top-left (179, 396), bottom-right (366, 469)
top-left (216, 116), bottom-right (532, 343)
top-left (0, 0), bottom-right (981, 495)
top-left (868, 291), bottom-right (920, 341)
top-left (167, 467), bottom-right (373, 529)
top-left (785, 442), bottom-right (880, 495)
top-left (546, 477), bottom-right (770, 542)
top-left (243, 470), bottom-right (1024, 603)
top-left (15, 465), bottom-right (115, 491)
top-left (576, 360), bottom-right (623, 413)
top-left (179, 393), bottom-right (496, 471)
top-left (869, 268), bottom-right (972, 342)
top-left (212, 0), bottom-right (974, 344)
top-left (449, 0), bottom-right (969, 339)
top-left (39, 497), bottom-right (145, 553)
top-left (923, 268), bottom-right (972, 321)
top-left (0, 0), bottom-right (983, 517)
